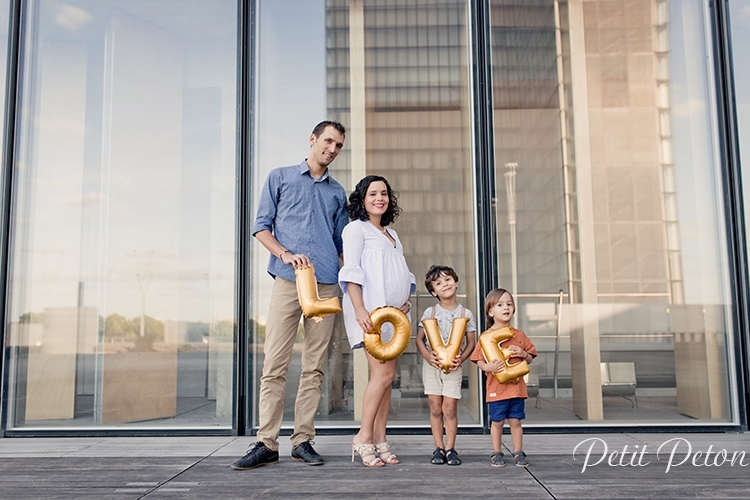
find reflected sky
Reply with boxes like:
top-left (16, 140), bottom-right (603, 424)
top-left (669, 0), bottom-right (726, 304)
top-left (730, 2), bottom-right (750, 252)
top-left (253, 0), bottom-right (327, 323)
top-left (9, 1), bottom-right (238, 325)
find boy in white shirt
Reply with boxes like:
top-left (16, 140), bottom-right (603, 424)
top-left (416, 265), bottom-right (477, 465)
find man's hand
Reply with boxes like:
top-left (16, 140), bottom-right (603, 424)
top-left (280, 251), bottom-right (312, 269)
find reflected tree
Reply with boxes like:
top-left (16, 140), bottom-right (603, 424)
top-left (103, 313), bottom-right (165, 351)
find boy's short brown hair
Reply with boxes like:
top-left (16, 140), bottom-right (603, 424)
top-left (424, 265), bottom-right (459, 296)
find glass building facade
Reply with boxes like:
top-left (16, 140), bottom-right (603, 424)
top-left (0, 0), bottom-right (748, 435)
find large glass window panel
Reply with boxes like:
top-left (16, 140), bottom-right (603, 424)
top-left (490, 0), bottom-right (738, 425)
top-left (731, 2), bottom-right (750, 262)
top-left (253, 0), bottom-right (479, 430)
top-left (729, 2), bottom-right (750, 417)
top-left (6, 0), bottom-right (238, 429)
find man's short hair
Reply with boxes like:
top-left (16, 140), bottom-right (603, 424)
top-left (312, 120), bottom-right (346, 138)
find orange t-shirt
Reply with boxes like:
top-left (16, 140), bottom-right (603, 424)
top-left (470, 327), bottom-right (537, 402)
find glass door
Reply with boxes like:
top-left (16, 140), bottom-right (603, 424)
top-left (252, 0), bottom-right (480, 430)
top-left (489, 0), bottom-right (738, 425)
top-left (5, 0), bottom-right (238, 430)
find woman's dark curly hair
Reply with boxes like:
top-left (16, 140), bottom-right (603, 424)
top-left (347, 175), bottom-right (402, 225)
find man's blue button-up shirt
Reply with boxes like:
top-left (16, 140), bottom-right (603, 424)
top-left (253, 161), bottom-right (348, 284)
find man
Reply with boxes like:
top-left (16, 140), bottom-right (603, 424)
top-left (231, 121), bottom-right (348, 470)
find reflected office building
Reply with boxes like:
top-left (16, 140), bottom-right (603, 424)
top-left (1, 0), bottom-right (749, 436)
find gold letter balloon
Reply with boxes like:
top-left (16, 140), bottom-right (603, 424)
top-left (479, 325), bottom-right (529, 384)
top-left (421, 317), bottom-right (468, 373)
top-left (295, 265), bottom-right (341, 323)
top-left (364, 307), bottom-right (412, 363)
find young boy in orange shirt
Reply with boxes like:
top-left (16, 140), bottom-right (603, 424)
top-left (471, 288), bottom-right (537, 468)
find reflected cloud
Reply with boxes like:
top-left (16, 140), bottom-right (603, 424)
top-left (727, 3), bottom-right (750, 28)
top-left (671, 97), bottom-right (707, 119)
top-left (54, 5), bottom-right (94, 31)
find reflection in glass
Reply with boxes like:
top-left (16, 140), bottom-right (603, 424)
top-left (254, 0), bottom-right (478, 429)
top-left (6, 0), bottom-right (237, 429)
top-left (730, 1), bottom-right (750, 260)
top-left (490, 0), bottom-right (736, 424)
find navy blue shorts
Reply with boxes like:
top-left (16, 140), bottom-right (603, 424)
top-left (488, 398), bottom-right (526, 422)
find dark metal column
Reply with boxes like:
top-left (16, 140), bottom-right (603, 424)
top-left (0, 0), bottom-right (23, 434)
top-left (471, 0), bottom-right (498, 314)
top-left (470, 0), bottom-right (497, 434)
top-left (233, 0), bottom-right (253, 436)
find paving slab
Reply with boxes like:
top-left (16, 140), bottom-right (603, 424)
top-left (1, 452), bottom-right (749, 500)
top-left (0, 433), bottom-right (748, 499)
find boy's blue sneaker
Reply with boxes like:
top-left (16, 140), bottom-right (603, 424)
top-left (445, 448), bottom-right (461, 466)
top-left (430, 447), bottom-right (446, 465)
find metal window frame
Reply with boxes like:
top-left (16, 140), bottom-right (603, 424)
top-left (470, 0), bottom-right (497, 433)
top-left (234, 0), bottom-right (252, 436)
top-left (0, 0), bottom-right (747, 437)
top-left (710, 0), bottom-right (749, 431)
top-left (0, 0), bottom-right (22, 436)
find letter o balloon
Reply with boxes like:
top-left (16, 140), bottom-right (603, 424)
top-left (363, 306), bottom-right (412, 363)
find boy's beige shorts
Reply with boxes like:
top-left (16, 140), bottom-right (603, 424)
top-left (422, 359), bottom-right (463, 399)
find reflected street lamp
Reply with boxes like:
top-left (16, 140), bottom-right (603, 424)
top-left (504, 162), bottom-right (518, 300)
top-left (133, 249), bottom-right (154, 337)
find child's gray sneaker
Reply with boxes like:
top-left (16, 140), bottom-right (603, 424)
top-left (512, 450), bottom-right (529, 467)
top-left (490, 451), bottom-right (505, 467)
